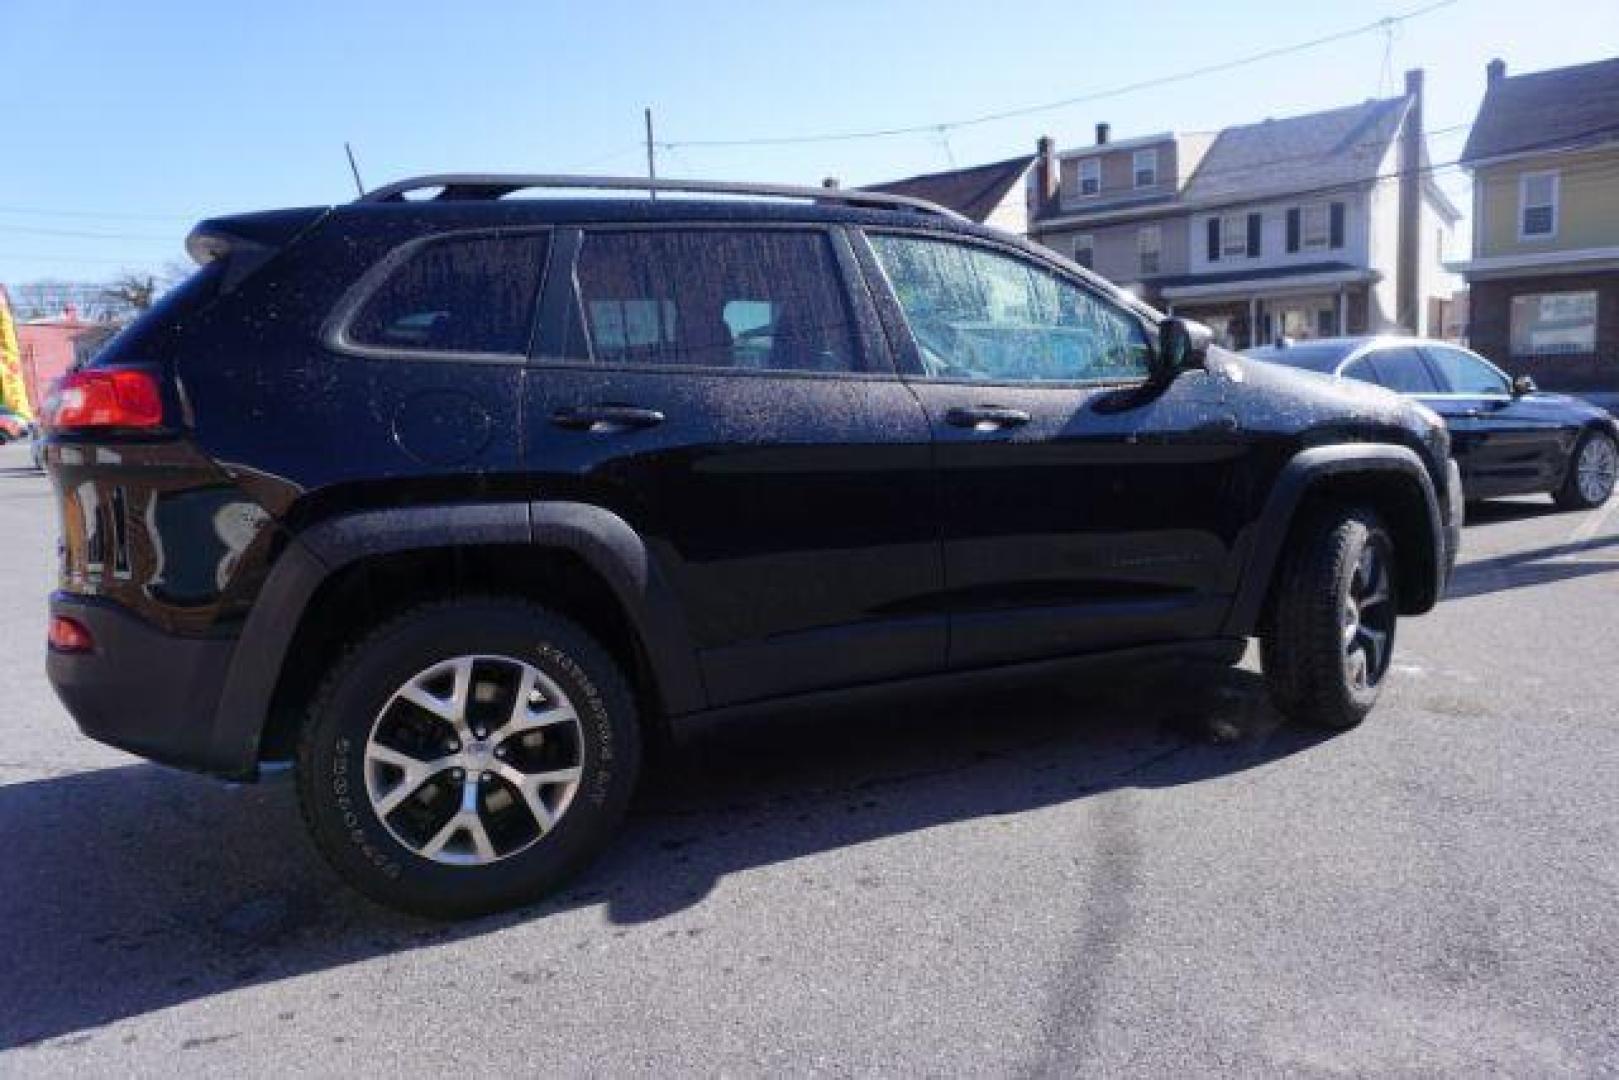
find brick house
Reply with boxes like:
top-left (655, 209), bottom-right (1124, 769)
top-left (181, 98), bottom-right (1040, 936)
top-left (1448, 56), bottom-right (1619, 405)
top-left (1028, 70), bottom-right (1460, 349)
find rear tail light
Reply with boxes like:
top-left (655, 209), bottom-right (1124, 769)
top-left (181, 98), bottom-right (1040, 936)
top-left (48, 615), bottom-right (95, 654)
top-left (46, 369), bottom-right (164, 430)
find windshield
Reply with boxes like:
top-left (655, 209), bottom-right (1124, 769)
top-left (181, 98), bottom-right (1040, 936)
top-left (1245, 341), bottom-right (1355, 373)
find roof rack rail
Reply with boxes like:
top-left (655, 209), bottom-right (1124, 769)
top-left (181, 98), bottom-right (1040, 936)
top-left (356, 173), bottom-right (967, 221)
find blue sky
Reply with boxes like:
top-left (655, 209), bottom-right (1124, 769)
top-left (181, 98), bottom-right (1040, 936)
top-left (3, 0), bottom-right (1616, 284)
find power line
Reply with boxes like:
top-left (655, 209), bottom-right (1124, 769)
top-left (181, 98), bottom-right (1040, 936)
top-left (662, 0), bottom-right (1460, 148)
top-left (0, 223), bottom-right (178, 241)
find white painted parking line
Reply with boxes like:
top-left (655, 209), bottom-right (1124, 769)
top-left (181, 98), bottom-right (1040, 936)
top-left (1566, 495), bottom-right (1619, 550)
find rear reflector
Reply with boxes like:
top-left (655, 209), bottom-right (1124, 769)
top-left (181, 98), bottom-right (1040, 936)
top-left (49, 616), bottom-right (95, 654)
top-left (47, 369), bottom-right (164, 430)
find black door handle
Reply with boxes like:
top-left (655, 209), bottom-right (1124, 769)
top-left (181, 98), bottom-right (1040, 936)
top-left (551, 404), bottom-right (666, 432)
top-left (945, 405), bottom-right (1031, 431)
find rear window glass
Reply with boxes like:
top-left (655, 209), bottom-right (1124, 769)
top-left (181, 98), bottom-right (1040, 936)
top-left (569, 229), bottom-right (861, 373)
top-left (347, 233), bottom-right (547, 355)
top-left (1246, 342), bottom-right (1354, 372)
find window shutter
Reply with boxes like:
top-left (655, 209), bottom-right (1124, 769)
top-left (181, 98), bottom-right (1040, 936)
top-left (1329, 202), bottom-right (1345, 248)
top-left (1286, 208), bottom-right (1301, 252)
top-left (1207, 217), bottom-right (1221, 261)
top-left (1246, 213), bottom-right (1262, 257)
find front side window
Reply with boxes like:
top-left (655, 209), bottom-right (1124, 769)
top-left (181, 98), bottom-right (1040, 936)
top-left (347, 232), bottom-right (548, 355)
top-left (868, 233), bottom-right (1151, 384)
top-left (1423, 345), bottom-right (1510, 395)
top-left (1519, 171), bottom-right (1558, 238)
top-left (1133, 149), bottom-right (1158, 188)
top-left (1510, 291), bottom-right (1597, 356)
top-left (1078, 159), bottom-right (1101, 197)
top-left (1137, 225), bottom-right (1161, 275)
top-left (1301, 203), bottom-right (1330, 250)
top-left (569, 229), bottom-right (859, 373)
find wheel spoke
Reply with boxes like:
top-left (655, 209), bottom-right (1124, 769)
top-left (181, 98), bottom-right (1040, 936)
top-left (366, 744), bottom-right (450, 816)
top-left (495, 763), bottom-right (557, 833)
top-left (1357, 624), bottom-right (1389, 674)
top-left (491, 667), bottom-right (577, 741)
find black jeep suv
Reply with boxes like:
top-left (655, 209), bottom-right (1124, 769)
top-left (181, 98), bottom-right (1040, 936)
top-left (42, 175), bottom-right (1461, 917)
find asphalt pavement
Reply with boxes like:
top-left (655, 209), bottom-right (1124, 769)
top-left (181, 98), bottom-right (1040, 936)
top-left (2, 438), bottom-right (1617, 1076)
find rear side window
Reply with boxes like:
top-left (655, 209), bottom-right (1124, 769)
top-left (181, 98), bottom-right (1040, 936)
top-left (569, 229), bottom-right (861, 373)
top-left (346, 232), bottom-right (547, 356)
top-left (1347, 347), bottom-right (1440, 394)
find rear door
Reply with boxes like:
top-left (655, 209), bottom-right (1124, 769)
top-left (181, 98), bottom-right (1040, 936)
top-left (856, 228), bottom-right (1243, 669)
top-left (521, 223), bottom-right (943, 708)
top-left (1419, 344), bottom-right (1566, 496)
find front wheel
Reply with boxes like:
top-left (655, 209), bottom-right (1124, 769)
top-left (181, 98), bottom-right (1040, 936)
top-left (1554, 429), bottom-right (1617, 511)
top-left (1261, 506), bottom-right (1398, 731)
top-left (296, 598), bottom-right (641, 918)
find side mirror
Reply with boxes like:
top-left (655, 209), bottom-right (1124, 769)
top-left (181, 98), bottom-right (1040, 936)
top-left (1155, 317), bottom-right (1213, 380)
top-left (1512, 374), bottom-right (1537, 396)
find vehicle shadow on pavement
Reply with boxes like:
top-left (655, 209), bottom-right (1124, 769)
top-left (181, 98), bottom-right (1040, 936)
top-left (0, 659), bottom-right (1330, 1048)
top-left (1444, 533), bottom-right (1619, 600)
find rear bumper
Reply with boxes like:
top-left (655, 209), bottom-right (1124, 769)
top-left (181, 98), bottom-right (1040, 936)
top-left (46, 594), bottom-right (251, 778)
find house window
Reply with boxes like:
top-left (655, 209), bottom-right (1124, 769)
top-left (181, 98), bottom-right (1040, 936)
top-left (1221, 214), bottom-right (1250, 258)
top-left (1137, 226), bottom-right (1161, 276)
top-left (1078, 159), bottom-right (1101, 197)
top-left (1072, 234), bottom-right (1094, 269)
top-left (1133, 149), bottom-right (1158, 189)
top-left (1519, 171), bottom-right (1559, 238)
top-left (1301, 204), bottom-right (1330, 250)
top-left (1510, 291), bottom-right (1597, 356)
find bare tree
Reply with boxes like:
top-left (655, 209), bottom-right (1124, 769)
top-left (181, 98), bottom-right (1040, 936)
top-left (102, 272), bottom-right (158, 312)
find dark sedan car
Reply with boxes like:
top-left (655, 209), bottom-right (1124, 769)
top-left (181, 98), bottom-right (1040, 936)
top-left (1247, 336), bottom-right (1618, 509)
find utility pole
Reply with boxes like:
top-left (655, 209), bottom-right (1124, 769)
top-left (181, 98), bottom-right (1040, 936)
top-left (344, 142), bottom-right (366, 197)
top-left (644, 107), bottom-right (657, 200)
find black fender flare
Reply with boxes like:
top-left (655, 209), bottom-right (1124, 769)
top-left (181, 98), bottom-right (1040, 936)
top-left (210, 501), bottom-right (705, 777)
top-left (1221, 444), bottom-right (1447, 637)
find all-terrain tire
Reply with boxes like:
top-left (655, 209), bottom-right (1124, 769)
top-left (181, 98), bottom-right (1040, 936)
top-left (1261, 506), bottom-right (1397, 731)
top-left (295, 598), bottom-right (641, 918)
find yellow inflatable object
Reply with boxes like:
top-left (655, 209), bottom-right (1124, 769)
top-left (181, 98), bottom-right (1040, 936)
top-left (0, 285), bottom-right (34, 421)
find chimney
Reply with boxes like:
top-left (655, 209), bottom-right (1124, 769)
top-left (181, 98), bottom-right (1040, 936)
top-left (1487, 58), bottom-right (1506, 86)
top-left (1034, 135), bottom-right (1058, 210)
top-left (1396, 68), bottom-right (1424, 333)
top-left (820, 177), bottom-right (840, 189)
top-left (1095, 122), bottom-right (1111, 146)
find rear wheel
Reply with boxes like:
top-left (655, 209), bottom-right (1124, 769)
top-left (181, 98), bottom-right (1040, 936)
top-left (1554, 429), bottom-right (1617, 510)
top-left (296, 598), bottom-right (640, 918)
top-left (1261, 506), bottom-right (1397, 731)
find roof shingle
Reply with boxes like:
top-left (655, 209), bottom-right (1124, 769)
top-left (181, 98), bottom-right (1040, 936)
top-left (866, 155), bottom-right (1034, 223)
top-left (1182, 97), bottom-right (1410, 204)
top-left (1461, 56), bottom-right (1619, 163)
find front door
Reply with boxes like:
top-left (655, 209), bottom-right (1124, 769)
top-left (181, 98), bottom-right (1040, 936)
top-left (1418, 344), bottom-right (1568, 497)
top-left (522, 224), bottom-right (944, 708)
top-left (857, 229), bottom-right (1244, 669)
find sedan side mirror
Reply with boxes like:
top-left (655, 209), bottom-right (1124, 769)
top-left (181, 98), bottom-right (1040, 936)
top-left (1512, 374), bottom-right (1538, 396)
top-left (1155, 317), bottom-right (1213, 381)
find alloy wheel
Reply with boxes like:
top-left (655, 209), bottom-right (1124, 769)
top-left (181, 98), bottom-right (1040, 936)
top-left (1341, 539), bottom-right (1396, 693)
top-left (1577, 435), bottom-right (1618, 506)
top-left (363, 655), bottom-right (584, 866)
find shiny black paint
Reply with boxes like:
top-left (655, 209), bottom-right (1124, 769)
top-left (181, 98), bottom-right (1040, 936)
top-left (44, 196), bottom-right (1460, 779)
top-left (1416, 386), bottom-right (1610, 499)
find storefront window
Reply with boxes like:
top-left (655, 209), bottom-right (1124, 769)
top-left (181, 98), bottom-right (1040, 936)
top-left (1510, 291), bottom-right (1596, 356)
